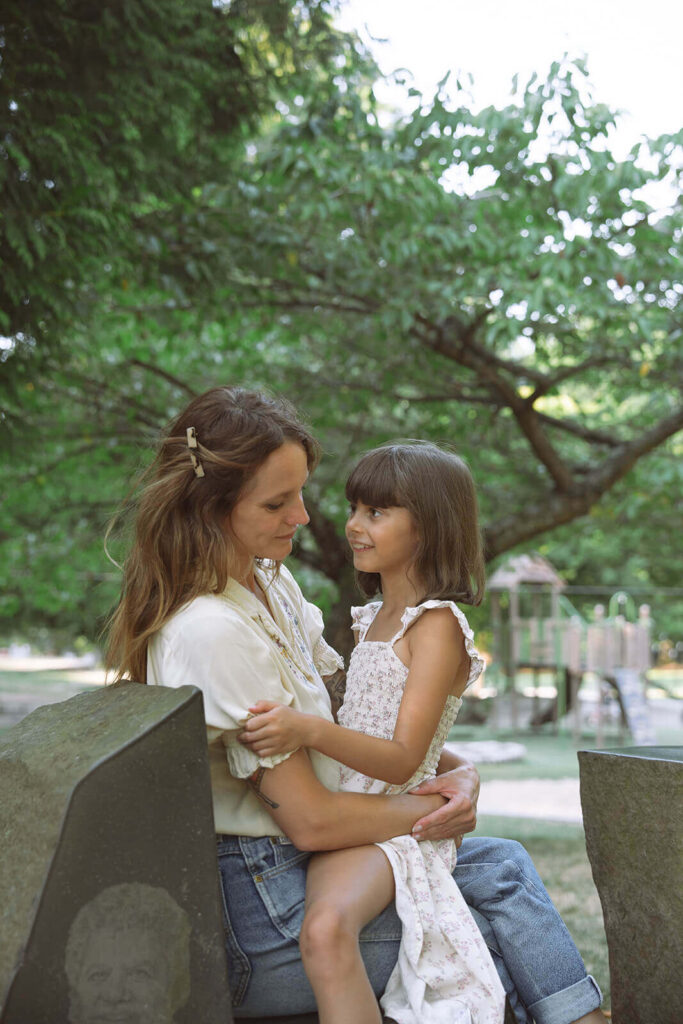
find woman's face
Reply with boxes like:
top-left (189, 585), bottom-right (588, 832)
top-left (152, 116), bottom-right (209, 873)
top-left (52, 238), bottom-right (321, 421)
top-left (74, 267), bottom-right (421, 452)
top-left (227, 442), bottom-right (310, 575)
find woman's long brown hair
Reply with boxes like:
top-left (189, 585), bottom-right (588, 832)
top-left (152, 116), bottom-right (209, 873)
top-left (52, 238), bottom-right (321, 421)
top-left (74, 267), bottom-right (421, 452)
top-left (105, 386), bottom-right (319, 683)
top-left (345, 441), bottom-right (485, 606)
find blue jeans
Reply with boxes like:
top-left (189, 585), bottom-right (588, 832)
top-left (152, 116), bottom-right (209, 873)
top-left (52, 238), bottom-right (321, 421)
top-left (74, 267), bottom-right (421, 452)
top-left (217, 834), bottom-right (602, 1024)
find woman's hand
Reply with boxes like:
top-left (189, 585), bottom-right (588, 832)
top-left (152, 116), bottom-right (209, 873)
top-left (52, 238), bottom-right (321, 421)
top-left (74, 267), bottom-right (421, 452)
top-left (408, 762), bottom-right (480, 845)
top-left (239, 700), bottom-right (314, 757)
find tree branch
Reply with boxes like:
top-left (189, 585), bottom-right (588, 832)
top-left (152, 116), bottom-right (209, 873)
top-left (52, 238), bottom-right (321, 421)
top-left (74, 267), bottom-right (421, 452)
top-left (128, 359), bottom-right (197, 398)
top-left (423, 320), bottom-right (576, 492)
top-left (584, 404), bottom-right (683, 491)
top-left (35, 379), bottom-right (164, 431)
top-left (528, 355), bottom-right (622, 403)
top-left (535, 411), bottom-right (620, 447)
top-left (484, 404), bottom-right (683, 557)
top-left (416, 312), bottom-right (552, 387)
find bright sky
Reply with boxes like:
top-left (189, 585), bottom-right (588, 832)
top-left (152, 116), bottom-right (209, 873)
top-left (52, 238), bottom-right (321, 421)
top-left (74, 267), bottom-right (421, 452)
top-left (336, 0), bottom-right (683, 150)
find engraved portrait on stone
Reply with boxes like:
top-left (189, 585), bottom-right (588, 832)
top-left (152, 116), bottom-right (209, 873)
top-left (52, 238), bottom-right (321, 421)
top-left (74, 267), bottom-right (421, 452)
top-left (64, 883), bottom-right (191, 1024)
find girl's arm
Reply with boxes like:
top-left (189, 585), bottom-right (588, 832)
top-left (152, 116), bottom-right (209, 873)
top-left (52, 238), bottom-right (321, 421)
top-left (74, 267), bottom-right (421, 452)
top-left (246, 747), bottom-right (445, 851)
top-left (241, 608), bottom-right (468, 786)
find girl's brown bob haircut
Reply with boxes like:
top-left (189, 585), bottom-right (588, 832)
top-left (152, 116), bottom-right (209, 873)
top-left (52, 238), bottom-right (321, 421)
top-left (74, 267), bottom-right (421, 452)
top-left (345, 441), bottom-right (485, 606)
top-left (105, 386), bottom-right (320, 683)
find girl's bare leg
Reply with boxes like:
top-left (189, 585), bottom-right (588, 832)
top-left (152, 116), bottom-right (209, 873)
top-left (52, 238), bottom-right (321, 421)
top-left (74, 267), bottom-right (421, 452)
top-left (301, 845), bottom-right (395, 1024)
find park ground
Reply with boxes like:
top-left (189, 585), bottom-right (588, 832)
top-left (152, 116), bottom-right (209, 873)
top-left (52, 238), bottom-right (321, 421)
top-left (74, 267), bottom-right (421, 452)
top-left (2, 656), bottom-right (682, 1016)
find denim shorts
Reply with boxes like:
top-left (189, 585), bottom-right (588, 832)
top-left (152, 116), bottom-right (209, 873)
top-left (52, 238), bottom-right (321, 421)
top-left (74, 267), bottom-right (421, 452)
top-left (216, 833), bottom-right (601, 1024)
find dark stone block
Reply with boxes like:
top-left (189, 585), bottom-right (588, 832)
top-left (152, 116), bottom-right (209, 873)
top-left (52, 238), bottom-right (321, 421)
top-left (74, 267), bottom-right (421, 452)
top-left (0, 682), bottom-right (233, 1024)
top-left (578, 746), bottom-right (683, 1024)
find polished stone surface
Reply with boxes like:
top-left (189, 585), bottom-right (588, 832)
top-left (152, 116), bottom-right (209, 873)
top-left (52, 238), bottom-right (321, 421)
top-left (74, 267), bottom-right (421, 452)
top-left (0, 682), bottom-right (232, 1023)
top-left (579, 746), bottom-right (683, 1024)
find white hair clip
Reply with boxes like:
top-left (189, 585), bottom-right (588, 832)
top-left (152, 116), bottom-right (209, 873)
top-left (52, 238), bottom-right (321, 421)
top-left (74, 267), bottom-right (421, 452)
top-left (186, 426), bottom-right (205, 478)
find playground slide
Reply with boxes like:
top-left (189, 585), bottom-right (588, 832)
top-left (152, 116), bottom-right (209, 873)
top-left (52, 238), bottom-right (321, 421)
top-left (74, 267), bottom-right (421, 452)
top-left (603, 668), bottom-right (656, 745)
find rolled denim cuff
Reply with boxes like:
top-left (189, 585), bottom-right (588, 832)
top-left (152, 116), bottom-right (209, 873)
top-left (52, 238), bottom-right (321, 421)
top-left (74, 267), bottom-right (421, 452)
top-left (527, 974), bottom-right (602, 1024)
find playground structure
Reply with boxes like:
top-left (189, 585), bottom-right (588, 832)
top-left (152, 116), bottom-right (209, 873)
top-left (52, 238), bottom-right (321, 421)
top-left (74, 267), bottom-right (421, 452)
top-left (487, 554), bottom-right (654, 744)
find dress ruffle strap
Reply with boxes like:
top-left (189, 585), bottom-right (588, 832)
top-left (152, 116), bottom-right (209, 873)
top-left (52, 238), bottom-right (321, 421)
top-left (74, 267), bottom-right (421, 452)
top-left (350, 602), bottom-right (382, 641)
top-left (350, 600), bottom-right (484, 690)
top-left (394, 601), bottom-right (486, 690)
top-left (397, 598), bottom-right (483, 688)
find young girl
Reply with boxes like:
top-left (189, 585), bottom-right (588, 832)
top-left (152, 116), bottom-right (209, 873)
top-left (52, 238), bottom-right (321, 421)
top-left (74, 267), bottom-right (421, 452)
top-left (241, 441), bottom-right (506, 1024)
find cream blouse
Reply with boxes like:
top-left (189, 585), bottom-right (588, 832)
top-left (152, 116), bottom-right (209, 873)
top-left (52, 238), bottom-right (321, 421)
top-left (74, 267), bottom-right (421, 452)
top-left (147, 564), bottom-right (344, 836)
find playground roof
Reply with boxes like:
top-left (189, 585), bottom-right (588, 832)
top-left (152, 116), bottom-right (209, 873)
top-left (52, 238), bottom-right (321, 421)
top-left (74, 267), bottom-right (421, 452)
top-left (488, 553), bottom-right (566, 591)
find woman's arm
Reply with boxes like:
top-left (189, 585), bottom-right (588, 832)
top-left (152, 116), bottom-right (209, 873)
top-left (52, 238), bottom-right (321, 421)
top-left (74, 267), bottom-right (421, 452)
top-left (247, 747), bottom-right (445, 851)
top-left (409, 744), bottom-right (481, 842)
top-left (242, 608), bottom-right (467, 786)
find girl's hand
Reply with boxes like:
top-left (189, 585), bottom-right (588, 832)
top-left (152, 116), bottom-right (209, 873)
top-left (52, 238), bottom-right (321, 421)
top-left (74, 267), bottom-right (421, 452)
top-left (239, 700), bottom-right (313, 757)
top-left (408, 764), bottom-right (480, 843)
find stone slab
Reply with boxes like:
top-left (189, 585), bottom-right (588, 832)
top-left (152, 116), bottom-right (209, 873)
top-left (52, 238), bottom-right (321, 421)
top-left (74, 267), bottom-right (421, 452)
top-left (0, 682), bottom-right (232, 1023)
top-left (578, 746), bottom-right (683, 1024)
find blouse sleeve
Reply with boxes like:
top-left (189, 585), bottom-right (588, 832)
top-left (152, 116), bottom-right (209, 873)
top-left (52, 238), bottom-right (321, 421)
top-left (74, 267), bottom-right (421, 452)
top-left (163, 609), bottom-right (298, 779)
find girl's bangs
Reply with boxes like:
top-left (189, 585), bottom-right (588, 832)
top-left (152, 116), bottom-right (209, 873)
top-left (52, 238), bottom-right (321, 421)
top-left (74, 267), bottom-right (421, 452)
top-left (345, 449), bottom-right (403, 508)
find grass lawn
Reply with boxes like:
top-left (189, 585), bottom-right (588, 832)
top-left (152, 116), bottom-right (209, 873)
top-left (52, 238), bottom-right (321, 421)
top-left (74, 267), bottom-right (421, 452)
top-left (477, 814), bottom-right (611, 1013)
top-left (0, 667), bottom-right (99, 730)
top-left (0, 666), bottom-right (102, 693)
top-left (475, 730), bottom-right (585, 782)
top-left (457, 723), bottom-right (683, 783)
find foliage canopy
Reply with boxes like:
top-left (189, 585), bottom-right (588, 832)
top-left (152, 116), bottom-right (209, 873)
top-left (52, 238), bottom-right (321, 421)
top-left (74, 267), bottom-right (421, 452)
top-left (0, 0), bottom-right (361, 351)
top-left (1, 9), bottom-right (681, 652)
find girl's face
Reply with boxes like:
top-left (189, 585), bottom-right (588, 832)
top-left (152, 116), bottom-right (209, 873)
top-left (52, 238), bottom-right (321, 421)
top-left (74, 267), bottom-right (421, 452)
top-left (227, 442), bottom-right (310, 575)
top-left (345, 500), bottom-right (419, 578)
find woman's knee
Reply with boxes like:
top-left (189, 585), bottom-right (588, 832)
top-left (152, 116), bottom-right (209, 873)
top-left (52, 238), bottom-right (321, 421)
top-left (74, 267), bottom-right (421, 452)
top-left (461, 837), bottom-right (541, 886)
top-left (300, 902), bottom-right (359, 973)
top-left (466, 836), bottom-right (530, 867)
top-left (494, 838), bottom-right (535, 871)
top-left (456, 837), bottom-right (552, 911)
top-left (486, 846), bottom-right (550, 905)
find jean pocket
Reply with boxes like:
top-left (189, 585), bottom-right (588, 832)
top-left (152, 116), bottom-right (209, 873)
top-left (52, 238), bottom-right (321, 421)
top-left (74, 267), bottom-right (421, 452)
top-left (251, 844), bottom-right (310, 942)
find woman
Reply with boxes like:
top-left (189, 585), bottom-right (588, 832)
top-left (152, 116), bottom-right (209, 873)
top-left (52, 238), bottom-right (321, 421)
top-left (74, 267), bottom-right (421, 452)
top-left (106, 385), bottom-right (604, 1024)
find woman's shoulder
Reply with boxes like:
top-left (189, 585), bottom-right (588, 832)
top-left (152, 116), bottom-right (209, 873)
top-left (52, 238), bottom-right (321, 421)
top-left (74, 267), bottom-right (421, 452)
top-left (152, 592), bottom-right (278, 680)
top-left (158, 593), bottom-right (248, 641)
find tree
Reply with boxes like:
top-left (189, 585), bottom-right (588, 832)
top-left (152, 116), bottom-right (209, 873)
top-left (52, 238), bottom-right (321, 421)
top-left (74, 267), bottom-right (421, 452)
top-left (0, 0), bottom-right (364, 361)
top-left (2, 58), bottom-right (681, 652)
